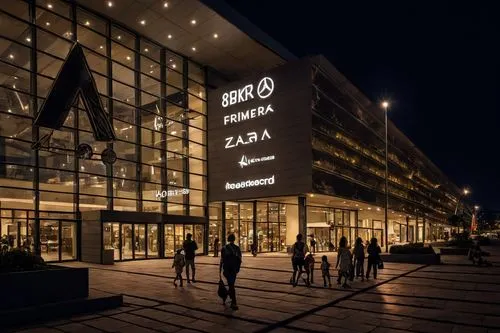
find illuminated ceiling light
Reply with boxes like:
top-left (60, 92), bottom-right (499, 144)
top-left (163, 2), bottom-right (169, 8)
top-left (126, 55), bottom-right (131, 61)
top-left (25, 37), bottom-right (31, 42)
top-left (47, 3), bottom-right (53, 9)
top-left (191, 46), bottom-right (196, 51)
top-left (85, 20), bottom-right (90, 26)
top-left (144, 48), bottom-right (149, 52)
top-left (376, 207), bottom-right (381, 211)
top-left (213, 33), bottom-right (218, 39)
top-left (359, 208), bottom-right (363, 211)
top-left (343, 201), bottom-right (346, 204)
top-left (190, 19), bottom-right (196, 25)
top-left (99, 45), bottom-right (103, 49)
top-left (171, 131), bottom-right (177, 135)
top-left (45, 22), bottom-right (51, 26)
top-left (7, 109), bottom-right (12, 113)
top-left (149, 70), bottom-right (154, 74)
top-left (167, 34), bottom-right (172, 39)
top-left (8, 54), bottom-right (14, 60)
top-left (355, 204), bottom-right (359, 207)
top-left (367, 207), bottom-right (372, 210)
top-left (107, 1), bottom-right (113, 7)
top-left (140, 19), bottom-right (146, 26)
top-left (172, 64), bottom-right (176, 68)
top-left (117, 35), bottom-right (122, 40)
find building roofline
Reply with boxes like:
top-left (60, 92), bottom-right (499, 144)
top-left (199, 0), bottom-right (297, 62)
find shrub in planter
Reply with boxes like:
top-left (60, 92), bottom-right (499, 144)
top-left (477, 236), bottom-right (491, 246)
top-left (389, 243), bottom-right (434, 254)
top-left (0, 248), bottom-right (47, 273)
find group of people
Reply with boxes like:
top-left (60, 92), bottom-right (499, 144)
top-left (172, 233), bottom-right (242, 310)
top-left (290, 234), bottom-right (382, 288)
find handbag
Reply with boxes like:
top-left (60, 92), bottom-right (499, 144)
top-left (217, 276), bottom-right (228, 304)
top-left (377, 259), bottom-right (384, 269)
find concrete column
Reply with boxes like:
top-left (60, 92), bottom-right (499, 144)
top-left (285, 202), bottom-right (299, 247)
top-left (298, 196), bottom-right (307, 238)
top-left (406, 216), bottom-right (410, 242)
top-left (221, 202), bottom-right (226, 245)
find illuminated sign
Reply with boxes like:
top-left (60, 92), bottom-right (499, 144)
top-left (208, 59), bottom-right (313, 201)
top-left (221, 77), bottom-right (274, 107)
top-left (155, 188), bottom-right (190, 200)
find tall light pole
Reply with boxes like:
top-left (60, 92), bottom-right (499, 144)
top-left (454, 188), bottom-right (470, 215)
top-left (382, 101), bottom-right (389, 252)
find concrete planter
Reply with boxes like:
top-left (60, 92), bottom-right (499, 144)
top-left (0, 266), bottom-right (89, 310)
top-left (381, 253), bottom-right (441, 265)
top-left (439, 247), bottom-right (469, 255)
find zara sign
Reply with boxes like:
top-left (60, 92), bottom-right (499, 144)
top-left (208, 59), bottom-right (313, 202)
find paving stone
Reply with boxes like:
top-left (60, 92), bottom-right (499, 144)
top-left (56, 323), bottom-right (104, 333)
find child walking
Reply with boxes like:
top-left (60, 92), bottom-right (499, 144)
top-left (353, 237), bottom-right (365, 281)
top-left (305, 252), bottom-right (315, 286)
top-left (321, 255), bottom-right (332, 288)
top-left (172, 249), bottom-right (185, 287)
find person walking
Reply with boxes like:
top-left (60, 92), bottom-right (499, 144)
top-left (220, 233), bottom-right (242, 310)
top-left (310, 236), bottom-right (317, 254)
top-left (321, 255), bottom-right (332, 288)
top-left (305, 252), bottom-right (315, 286)
top-left (336, 236), bottom-right (352, 288)
top-left (213, 237), bottom-right (220, 257)
top-left (290, 234), bottom-right (309, 287)
top-left (366, 237), bottom-right (381, 280)
top-left (353, 237), bottom-right (365, 281)
top-left (183, 233), bottom-right (198, 283)
top-left (172, 249), bottom-right (185, 287)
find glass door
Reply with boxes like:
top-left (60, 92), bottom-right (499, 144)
top-left (147, 224), bottom-right (158, 258)
top-left (122, 224), bottom-right (133, 260)
top-left (40, 220), bottom-right (59, 262)
top-left (270, 223), bottom-right (279, 252)
top-left (61, 222), bottom-right (77, 260)
top-left (373, 229), bottom-right (384, 248)
top-left (165, 224), bottom-right (174, 256)
top-left (134, 224), bottom-right (146, 259)
top-left (174, 224), bottom-right (184, 251)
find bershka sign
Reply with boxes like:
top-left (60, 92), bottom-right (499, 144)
top-left (208, 59), bottom-right (313, 201)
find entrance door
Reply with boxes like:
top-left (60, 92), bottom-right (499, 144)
top-left (122, 224), bottom-right (133, 260)
top-left (165, 224), bottom-right (174, 256)
top-left (147, 224), bottom-right (158, 258)
top-left (134, 224), bottom-right (146, 259)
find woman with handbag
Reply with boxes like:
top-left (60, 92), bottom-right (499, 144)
top-left (366, 237), bottom-right (381, 280)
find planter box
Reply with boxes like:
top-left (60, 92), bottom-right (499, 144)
top-left (0, 266), bottom-right (88, 310)
top-left (381, 253), bottom-right (441, 265)
top-left (439, 247), bottom-right (469, 255)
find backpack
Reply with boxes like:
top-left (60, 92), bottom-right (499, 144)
top-left (293, 242), bottom-right (306, 259)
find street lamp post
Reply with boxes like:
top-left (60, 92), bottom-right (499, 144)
top-left (454, 188), bottom-right (470, 215)
top-left (382, 101), bottom-right (389, 253)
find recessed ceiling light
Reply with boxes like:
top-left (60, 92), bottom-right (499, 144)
top-left (117, 35), bottom-right (122, 40)
top-left (190, 19), bottom-right (196, 25)
top-left (8, 109), bottom-right (12, 113)
top-left (85, 20), bottom-right (90, 26)
top-left (213, 33), bottom-right (218, 39)
top-left (140, 20), bottom-right (146, 25)
top-left (144, 48), bottom-right (149, 52)
top-left (167, 34), bottom-right (172, 39)
top-left (99, 45), bottom-right (103, 49)
top-left (45, 22), bottom-right (51, 26)
top-left (149, 70), bottom-right (154, 74)
top-left (191, 46), bottom-right (196, 51)
top-left (8, 54), bottom-right (14, 60)
top-left (107, 1), bottom-right (113, 7)
top-left (25, 37), bottom-right (31, 42)
top-left (126, 56), bottom-right (131, 61)
top-left (163, 2), bottom-right (168, 8)
top-left (47, 3), bottom-right (53, 9)
top-left (172, 64), bottom-right (176, 68)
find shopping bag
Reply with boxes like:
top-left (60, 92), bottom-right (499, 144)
top-left (377, 260), bottom-right (384, 269)
top-left (218, 279), bottom-right (228, 304)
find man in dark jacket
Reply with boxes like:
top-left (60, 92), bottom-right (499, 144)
top-left (220, 233), bottom-right (242, 310)
top-left (183, 233), bottom-right (198, 283)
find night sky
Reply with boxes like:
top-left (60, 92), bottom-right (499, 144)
top-left (225, 0), bottom-right (499, 210)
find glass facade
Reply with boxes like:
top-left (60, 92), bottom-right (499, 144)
top-left (0, 0), bottom-right (207, 261)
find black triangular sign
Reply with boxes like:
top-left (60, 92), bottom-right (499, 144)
top-left (34, 43), bottom-right (116, 142)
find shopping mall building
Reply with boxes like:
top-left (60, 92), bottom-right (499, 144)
top-left (0, 0), bottom-right (466, 262)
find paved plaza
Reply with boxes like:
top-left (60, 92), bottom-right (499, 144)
top-left (8, 245), bottom-right (500, 333)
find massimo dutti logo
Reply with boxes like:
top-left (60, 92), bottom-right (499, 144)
top-left (33, 43), bottom-right (117, 165)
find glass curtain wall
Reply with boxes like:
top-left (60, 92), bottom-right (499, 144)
top-left (0, 1), bottom-right (207, 261)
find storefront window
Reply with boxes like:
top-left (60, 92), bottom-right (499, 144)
top-left (147, 224), bottom-right (158, 258)
top-left (40, 221), bottom-right (59, 262)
